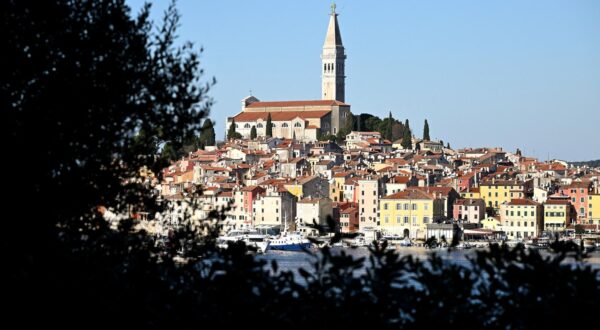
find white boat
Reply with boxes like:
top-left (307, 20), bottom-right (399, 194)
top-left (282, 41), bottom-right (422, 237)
top-left (381, 235), bottom-right (412, 247)
top-left (217, 229), bottom-right (270, 253)
top-left (268, 231), bottom-right (312, 251)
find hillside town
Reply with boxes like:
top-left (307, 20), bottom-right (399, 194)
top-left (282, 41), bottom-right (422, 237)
top-left (150, 131), bottom-right (600, 245)
top-left (121, 3), bottom-right (600, 250)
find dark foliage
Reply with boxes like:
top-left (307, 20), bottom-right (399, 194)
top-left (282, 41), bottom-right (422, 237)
top-left (250, 125), bottom-right (257, 139)
top-left (423, 119), bottom-right (430, 141)
top-left (2, 1), bottom-right (599, 329)
top-left (266, 113), bottom-right (273, 137)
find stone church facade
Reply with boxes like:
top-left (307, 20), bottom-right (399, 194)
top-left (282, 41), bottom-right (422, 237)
top-left (227, 4), bottom-right (351, 142)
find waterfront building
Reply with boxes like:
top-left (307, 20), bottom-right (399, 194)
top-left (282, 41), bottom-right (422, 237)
top-left (499, 199), bottom-right (543, 240)
top-left (379, 189), bottom-right (445, 240)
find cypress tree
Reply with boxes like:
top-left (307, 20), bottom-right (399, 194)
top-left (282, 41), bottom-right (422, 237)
top-left (401, 119), bottom-right (411, 149)
top-left (250, 126), bottom-right (257, 139)
top-left (266, 113), bottom-right (272, 137)
top-left (423, 119), bottom-right (430, 141)
top-left (199, 119), bottom-right (215, 147)
top-left (228, 118), bottom-right (237, 140)
top-left (385, 111), bottom-right (393, 141)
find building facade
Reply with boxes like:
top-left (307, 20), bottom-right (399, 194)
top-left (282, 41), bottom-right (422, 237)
top-left (226, 5), bottom-right (351, 140)
top-left (500, 199), bottom-right (543, 240)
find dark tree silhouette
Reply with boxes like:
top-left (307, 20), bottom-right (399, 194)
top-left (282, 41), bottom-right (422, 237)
top-left (266, 113), bottom-right (273, 137)
top-left (199, 119), bottom-right (216, 147)
top-left (385, 111), bottom-right (393, 140)
top-left (423, 119), bottom-right (430, 141)
top-left (401, 119), bottom-right (412, 149)
top-left (250, 125), bottom-right (257, 139)
top-left (228, 118), bottom-right (238, 140)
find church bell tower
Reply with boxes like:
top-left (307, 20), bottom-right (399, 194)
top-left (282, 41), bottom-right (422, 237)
top-left (321, 3), bottom-right (346, 102)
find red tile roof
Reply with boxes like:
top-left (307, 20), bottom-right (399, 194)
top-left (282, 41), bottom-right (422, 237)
top-left (233, 111), bottom-right (330, 122)
top-left (383, 189), bottom-right (434, 200)
top-left (246, 100), bottom-right (348, 108)
top-left (508, 199), bottom-right (538, 206)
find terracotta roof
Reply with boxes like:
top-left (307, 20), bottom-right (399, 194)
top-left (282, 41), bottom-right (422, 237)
top-left (412, 186), bottom-right (455, 196)
top-left (246, 100), bottom-right (348, 108)
top-left (382, 189), bottom-right (434, 200)
top-left (544, 200), bottom-right (570, 205)
top-left (508, 199), bottom-right (538, 206)
top-left (233, 111), bottom-right (330, 122)
top-left (389, 176), bottom-right (410, 184)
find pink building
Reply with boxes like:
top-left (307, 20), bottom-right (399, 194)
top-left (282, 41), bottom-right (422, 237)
top-left (560, 182), bottom-right (591, 223)
top-left (241, 186), bottom-right (265, 224)
top-left (454, 173), bottom-right (475, 193)
top-left (453, 198), bottom-right (486, 223)
top-left (339, 203), bottom-right (359, 233)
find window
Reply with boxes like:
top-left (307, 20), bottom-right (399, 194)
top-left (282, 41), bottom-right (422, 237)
top-left (244, 123), bottom-right (251, 128)
top-left (530, 222), bottom-right (534, 227)
top-left (384, 216), bottom-right (389, 223)
top-left (271, 123), bottom-right (276, 128)
top-left (572, 197), bottom-right (576, 203)
top-left (294, 122), bottom-right (302, 127)
top-left (423, 216), bottom-right (430, 223)
top-left (282, 123), bottom-right (289, 128)
top-left (404, 203), bottom-right (409, 210)
top-left (257, 123), bottom-right (263, 128)
top-left (384, 203), bottom-right (388, 210)
top-left (396, 203), bottom-right (401, 210)
top-left (404, 216), bottom-right (409, 224)
top-left (396, 216), bottom-right (401, 223)
top-left (581, 197), bottom-right (585, 203)
top-left (510, 211), bottom-right (514, 216)
top-left (412, 203), bottom-right (417, 210)
top-left (412, 216), bottom-right (417, 225)
top-left (524, 211), bottom-right (528, 217)
top-left (361, 191), bottom-right (364, 196)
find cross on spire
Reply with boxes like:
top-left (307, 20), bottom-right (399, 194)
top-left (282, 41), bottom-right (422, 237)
top-left (331, 2), bottom-right (336, 15)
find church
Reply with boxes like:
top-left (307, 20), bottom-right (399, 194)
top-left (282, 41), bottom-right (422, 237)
top-left (227, 4), bottom-right (352, 141)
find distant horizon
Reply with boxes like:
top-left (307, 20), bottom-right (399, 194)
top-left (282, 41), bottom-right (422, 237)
top-left (127, 0), bottom-right (600, 160)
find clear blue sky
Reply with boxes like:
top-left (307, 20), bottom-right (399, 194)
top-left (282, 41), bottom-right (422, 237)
top-left (127, 0), bottom-right (600, 161)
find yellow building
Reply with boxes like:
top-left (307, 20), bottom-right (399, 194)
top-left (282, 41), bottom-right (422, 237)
top-left (543, 200), bottom-right (571, 232)
top-left (499, 199), bottom-right (543, 240)
top-left (460, 187), bottom-right (481, 199)
top-left (330, 172), bottom-right (350, 202)
top-left (379, 189), bottom-right (444, 240)
top-left (589, 194), bottom-right (600, 225)
top-left (481, 216), bottom-right (501, 231)
top-left (283, 176), bottom-right (329, 199)
top-left (480, 180), bottom-right (525, 210)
